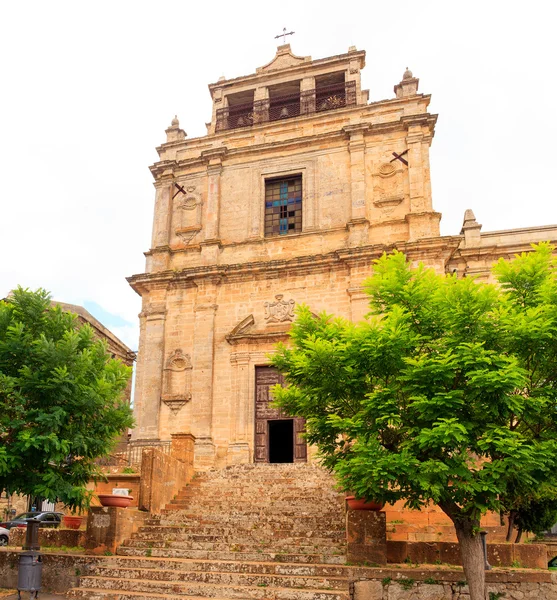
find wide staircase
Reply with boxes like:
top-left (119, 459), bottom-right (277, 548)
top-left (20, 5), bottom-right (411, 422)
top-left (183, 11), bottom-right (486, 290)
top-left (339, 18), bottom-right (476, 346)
top-left (68, 463), bottom-right (349, 600)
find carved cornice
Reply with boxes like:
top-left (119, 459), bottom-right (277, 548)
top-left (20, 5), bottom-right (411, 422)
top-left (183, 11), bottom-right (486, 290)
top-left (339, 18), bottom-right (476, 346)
top-left (201, 147), bottom-right (228, 164)
top-left (128, 236), bottom-right (462, 294)
top-left (226, 328), bottom-right (291, 346)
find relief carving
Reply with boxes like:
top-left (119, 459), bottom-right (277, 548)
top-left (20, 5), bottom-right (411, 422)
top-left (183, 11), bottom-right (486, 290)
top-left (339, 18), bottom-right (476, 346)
top-left (161, 349), bottom-right (192, 414)
top-left (264, 294), bottom-right (295, 323)
top-left (373, 160), bottom-right (405, 214)
top-left (174, 184), bottom-right (203, 244)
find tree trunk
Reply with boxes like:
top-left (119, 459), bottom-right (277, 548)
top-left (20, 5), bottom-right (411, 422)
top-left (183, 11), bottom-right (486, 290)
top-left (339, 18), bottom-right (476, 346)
top-left (506, 510), bottom-right (516, 542)
top-left (453, 518), bottom-right (485, 600)
top-left (515, 527), bottom-right (523, 543)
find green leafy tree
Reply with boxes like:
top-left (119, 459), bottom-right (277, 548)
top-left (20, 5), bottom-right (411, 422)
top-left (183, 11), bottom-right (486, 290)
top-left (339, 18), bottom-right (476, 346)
top-left (0, 287), bottom-right (134, 510)
top-left (271, 244), bottom-right (557, 600)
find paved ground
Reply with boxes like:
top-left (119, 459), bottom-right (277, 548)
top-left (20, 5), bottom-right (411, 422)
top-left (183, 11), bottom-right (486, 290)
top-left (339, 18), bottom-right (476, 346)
top-left (0, 592), bottom-right (66, 599)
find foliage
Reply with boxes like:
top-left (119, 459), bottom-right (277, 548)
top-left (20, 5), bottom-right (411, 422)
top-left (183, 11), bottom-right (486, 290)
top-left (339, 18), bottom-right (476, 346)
top-left (0, 287), bottom-right (134, 509)
top-left (271, 244), bottom-right (557, 598)
top-left (514, 487), bottom-right (557, 536)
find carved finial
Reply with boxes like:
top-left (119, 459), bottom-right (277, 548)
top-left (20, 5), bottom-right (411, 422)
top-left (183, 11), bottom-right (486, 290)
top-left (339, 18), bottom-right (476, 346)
top-left (166, 115), bottom-right (186, 142)
top-left (460, 208), bottom-right (482, 246)
top-left (394, 68), bottom-right (419, 98)
top-left (462, 209), bottom-right (478, 227)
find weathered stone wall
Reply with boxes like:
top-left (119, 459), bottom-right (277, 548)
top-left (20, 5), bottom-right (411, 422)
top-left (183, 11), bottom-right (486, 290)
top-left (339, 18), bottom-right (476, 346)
top-left (8, 527), bottom-right (85, 548)
top-left (386, 540), bottom-right (547, 569)
top-left (351, 568), bottom-right (557, 600)
top-left (384, 500), bottom-right (505, 543)
top-left (138, 442), bottom-right (193, 513)
top-left (84, 507), bottom-right (147, 555)
top-left (0, 550), bottom-right (105, 593)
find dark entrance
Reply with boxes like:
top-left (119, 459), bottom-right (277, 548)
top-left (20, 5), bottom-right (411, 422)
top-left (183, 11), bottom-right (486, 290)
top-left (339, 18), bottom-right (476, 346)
top-left (268, 419), bottom-right (294, 463)
top-left (254, 366), bottom-right (307, 463)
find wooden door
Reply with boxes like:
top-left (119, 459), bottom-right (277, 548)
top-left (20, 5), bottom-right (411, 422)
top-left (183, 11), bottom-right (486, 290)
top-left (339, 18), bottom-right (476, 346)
top-left (254, 366), bottom-right (306, 463)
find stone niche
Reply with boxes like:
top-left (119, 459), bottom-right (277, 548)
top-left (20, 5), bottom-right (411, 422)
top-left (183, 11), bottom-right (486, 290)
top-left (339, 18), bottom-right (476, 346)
top-left (161, 349), bottom-right (192, 414)
top-left (173, 183), bottom-right (203, 245)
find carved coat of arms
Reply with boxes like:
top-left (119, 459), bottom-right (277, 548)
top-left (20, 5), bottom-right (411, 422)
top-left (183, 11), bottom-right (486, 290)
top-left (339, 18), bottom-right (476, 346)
top-left (264, 295), bottom-right (295, 324)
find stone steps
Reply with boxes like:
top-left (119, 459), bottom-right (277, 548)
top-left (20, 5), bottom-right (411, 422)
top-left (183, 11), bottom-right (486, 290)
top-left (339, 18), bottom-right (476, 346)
top-left (121, 539), bottom-right (345, 555)
top-left (92, 555), bottom-right (350, 576)
top-left (130, 530), bottom-right (345, 542)
top-left (117, 546), bottom-right (346, 564)
top-left (73, 576), bottom-right (349, 600)
top-left (70, 463), bottom-right (349, 598)
top-left (86, 565), bottom-right (349, 590)
top-left (144, 517), bottom-right (343, 528)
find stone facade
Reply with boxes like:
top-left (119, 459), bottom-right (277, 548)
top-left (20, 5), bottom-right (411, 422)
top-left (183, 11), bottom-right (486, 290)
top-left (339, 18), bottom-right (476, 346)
top-left (128, 44), bottom-right (557, 469)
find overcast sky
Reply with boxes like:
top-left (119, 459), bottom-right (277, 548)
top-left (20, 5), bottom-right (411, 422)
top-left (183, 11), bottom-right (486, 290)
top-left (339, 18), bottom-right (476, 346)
top-left (1, 1), bottom-right (555, 351)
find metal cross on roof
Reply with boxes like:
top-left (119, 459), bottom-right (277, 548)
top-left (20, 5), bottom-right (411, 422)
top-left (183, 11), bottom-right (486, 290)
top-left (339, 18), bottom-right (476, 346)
top-left (275, 27), bottom-right (295, 44)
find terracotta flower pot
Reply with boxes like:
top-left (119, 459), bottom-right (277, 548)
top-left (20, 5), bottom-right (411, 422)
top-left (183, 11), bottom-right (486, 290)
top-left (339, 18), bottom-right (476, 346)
top-left (345, 496), bottom-right (385, 511)
top-left (97, 494), bottom-right (133, 508)
top-left (62, 515), bottom-right (83, 530)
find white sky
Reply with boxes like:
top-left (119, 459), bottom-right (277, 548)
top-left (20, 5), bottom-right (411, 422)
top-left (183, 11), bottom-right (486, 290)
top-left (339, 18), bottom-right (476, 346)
top-left (1, 1), bottom-right (555, 351)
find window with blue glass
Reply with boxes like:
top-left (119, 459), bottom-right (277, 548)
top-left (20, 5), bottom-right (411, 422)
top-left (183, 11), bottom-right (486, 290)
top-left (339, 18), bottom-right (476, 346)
top-left (264, 176), bottom-right (302, 237)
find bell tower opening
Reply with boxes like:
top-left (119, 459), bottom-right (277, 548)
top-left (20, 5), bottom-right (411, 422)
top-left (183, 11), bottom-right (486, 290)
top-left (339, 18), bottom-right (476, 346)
top-left (268, 419), bottom-right (294, 463)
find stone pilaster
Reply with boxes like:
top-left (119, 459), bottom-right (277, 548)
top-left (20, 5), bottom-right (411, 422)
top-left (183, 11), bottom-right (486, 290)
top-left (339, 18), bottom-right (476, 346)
top-left (131, 302), bottom-right (167, 440)
top-left (151, 179), bottom-right (173, 250)
top-left (201, 147), bottom-right (227, 244)
top-left (405, 122), bottom-right (440, 240)
top-left (344, 124), bottom-right (370, 246)
top-left (191, 276), bottom-right (220, 468)
top-left (228, 352), bottom-right (251, 464)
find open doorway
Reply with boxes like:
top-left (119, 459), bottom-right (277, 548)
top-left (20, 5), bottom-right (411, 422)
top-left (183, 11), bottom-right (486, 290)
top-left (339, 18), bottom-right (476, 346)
top-left (268, 419), bottom-right (294, 463)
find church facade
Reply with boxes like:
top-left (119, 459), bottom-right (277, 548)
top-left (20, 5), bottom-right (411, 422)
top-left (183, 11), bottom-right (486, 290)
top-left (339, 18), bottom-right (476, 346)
top-left (128, 44), bottom-right (557, 469)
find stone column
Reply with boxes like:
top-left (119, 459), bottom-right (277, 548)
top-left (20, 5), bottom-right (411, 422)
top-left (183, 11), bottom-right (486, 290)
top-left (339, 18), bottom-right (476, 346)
top-left (131, 303), bottom-right (166, 441)
top-left (191, 277), bottom-right (220, 468)
top-left (344, 124), bottom-right (370, 246)
top-left (228, 352), bottom-right (251, 464)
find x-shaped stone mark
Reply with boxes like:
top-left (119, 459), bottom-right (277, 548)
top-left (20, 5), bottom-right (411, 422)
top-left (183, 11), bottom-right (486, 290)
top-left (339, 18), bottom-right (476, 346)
top-left (172, 183), bottom-right (186, 199)
top-left (390, 149), bottom-right (409, 166)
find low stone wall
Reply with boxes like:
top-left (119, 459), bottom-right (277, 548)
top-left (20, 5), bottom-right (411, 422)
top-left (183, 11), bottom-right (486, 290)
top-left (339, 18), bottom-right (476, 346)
top-left (138, 433), bottom-right (195, 513)
top-left (351, 567), bottom-right (557, 600)
top-left (0, 549), bottom-right (104, 593)
top-left (84, 507), bottom-right (148, 554)
top-left (8, 527), bottom-right (85, 548)
top-left (387, 540), bottom-right (547, 569)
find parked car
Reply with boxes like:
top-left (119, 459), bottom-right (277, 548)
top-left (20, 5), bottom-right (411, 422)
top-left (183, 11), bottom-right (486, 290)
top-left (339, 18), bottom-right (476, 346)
top-left (0, 527), bottom-right (8, 546)
top-left (0, 511), bottom-right (64, 530)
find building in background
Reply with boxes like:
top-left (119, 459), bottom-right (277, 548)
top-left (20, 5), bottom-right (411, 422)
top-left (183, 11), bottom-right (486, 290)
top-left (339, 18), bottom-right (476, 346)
top-left (127, 44), bottom-right (557, 469)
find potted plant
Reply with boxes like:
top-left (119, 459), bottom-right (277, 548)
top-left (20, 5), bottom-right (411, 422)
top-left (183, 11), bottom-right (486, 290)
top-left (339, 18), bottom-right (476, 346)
top-left (345, 494), bottom-right (385, 511)
top-left (97, 494), bottom-right (133, 508)
top-left (62, 514), bottom-right (84, 529)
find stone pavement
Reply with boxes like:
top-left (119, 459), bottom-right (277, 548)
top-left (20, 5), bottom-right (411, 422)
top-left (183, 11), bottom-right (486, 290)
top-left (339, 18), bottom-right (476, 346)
top-left (0, 593), bottom-right (66, 600)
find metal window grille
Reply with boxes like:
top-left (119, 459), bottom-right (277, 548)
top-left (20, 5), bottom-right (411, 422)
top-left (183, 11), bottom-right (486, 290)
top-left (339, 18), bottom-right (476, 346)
top-left (215, 81), bottom-right (356, 132)
top-left (265, 176), bottom-right (302, 237)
